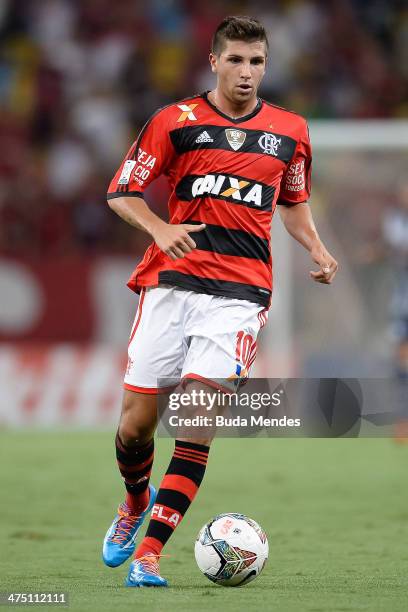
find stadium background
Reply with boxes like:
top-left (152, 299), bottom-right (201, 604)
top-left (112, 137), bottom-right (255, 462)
top-left (0, 2), bottom-right (408, 610)
top-left (0, 0), bottom-right (407, 426)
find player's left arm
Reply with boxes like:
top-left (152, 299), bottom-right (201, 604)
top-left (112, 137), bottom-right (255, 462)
top-left (278, 202), bottom-right (338, 284)
top-left (277, 117), bottom-right (338, 284)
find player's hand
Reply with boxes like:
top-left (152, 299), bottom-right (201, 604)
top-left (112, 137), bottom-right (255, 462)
top-left (151, 221), bottom-right (206, 260)
top-left (309, 241), bottom-right (338, 284)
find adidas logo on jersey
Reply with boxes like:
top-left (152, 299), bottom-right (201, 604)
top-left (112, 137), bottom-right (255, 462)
top-left (195, 130), bottom-right (214, 143)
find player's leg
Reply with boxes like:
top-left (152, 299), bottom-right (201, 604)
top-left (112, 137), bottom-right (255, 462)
top-left (103, 390), bottom-right (161, 568)
top-left (116, 389), bottom-right (159, 514)
top-left (126, 381), bottom-right (213, 588)
top-left (134, 381), bottom-right (213, 554)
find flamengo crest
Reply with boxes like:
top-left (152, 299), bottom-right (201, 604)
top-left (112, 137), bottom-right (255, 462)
top-left (258, 132), bottom-right (281, 156)
top-left (225, 129), bottom-right (246, 151)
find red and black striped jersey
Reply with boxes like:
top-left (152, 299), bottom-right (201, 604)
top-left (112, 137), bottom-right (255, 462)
top-left (107, 91), bottom-right (312, 307)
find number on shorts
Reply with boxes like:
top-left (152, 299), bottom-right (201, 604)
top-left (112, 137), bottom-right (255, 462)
top-left (235, 331), bottom-right (254, 367)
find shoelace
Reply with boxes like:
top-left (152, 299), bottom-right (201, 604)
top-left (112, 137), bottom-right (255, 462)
top-left (110, 505), bottom-right (141, 545)
top-left (136, 554), bottom-right (168, 576)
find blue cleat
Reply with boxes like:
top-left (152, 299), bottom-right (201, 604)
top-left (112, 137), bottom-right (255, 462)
top-left (125, 553), bottom-right (168, 587)
top-left (102, 484), bottom-right (156, 568)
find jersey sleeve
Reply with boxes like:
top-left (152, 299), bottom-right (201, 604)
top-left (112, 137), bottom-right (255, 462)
top-left (107, 109), bottom-right (174, 199)
top-left (277, 119), bottom-right (312, 205)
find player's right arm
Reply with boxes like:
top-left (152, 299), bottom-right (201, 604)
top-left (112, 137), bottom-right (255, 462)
top-left (108, 195), bottom-right (205, 260)
top-left (107, 109), bottom-right (205, 261)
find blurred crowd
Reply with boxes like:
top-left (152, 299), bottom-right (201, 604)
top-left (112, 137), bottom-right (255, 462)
top-left (0, 0), bottom-right (407, 256)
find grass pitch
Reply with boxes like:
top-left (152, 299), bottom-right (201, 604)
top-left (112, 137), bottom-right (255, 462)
top-left (1, 432), bottom-right (408, 611)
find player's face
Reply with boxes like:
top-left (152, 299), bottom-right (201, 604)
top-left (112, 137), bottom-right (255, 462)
top-left (210, 40), bottom-right (267, 105)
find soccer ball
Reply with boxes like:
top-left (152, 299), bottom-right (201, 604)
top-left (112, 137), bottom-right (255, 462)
top-left (194, 513), bottom-right (268, 587)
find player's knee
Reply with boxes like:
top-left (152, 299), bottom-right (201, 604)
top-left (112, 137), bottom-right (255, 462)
top-left (117, 419), bottom-right (153, 447)
top-left (118, 392), bottom-right (157, 445)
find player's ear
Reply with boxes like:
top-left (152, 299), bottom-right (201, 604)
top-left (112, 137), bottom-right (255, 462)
top-left (209, 53), bottom-right (217, 73)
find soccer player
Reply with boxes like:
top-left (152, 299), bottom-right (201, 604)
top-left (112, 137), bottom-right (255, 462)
top-left (102, 15), bottom-right (338, 587)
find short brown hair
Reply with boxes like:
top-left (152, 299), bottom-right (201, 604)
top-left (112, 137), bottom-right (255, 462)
top-left (211, 16), bottom-right (269, 56)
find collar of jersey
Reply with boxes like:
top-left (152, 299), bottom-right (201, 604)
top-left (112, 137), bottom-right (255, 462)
top-left (201, 91), bottom-right (263, 124)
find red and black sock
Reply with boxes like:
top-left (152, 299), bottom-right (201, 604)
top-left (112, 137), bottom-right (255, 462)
top-left (135, 440), bottom-right (210, 558)
top-left (115, 431), bottom-right (154, 514)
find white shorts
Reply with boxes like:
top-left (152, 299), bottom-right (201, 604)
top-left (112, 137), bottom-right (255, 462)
top-left (124, 285), bottom-right (268, 393)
